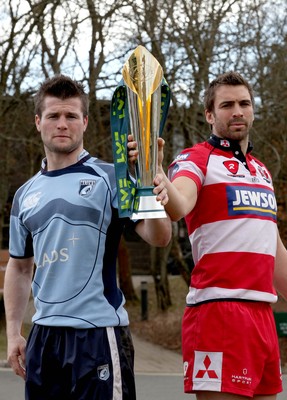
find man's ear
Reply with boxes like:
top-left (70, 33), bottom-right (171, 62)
top-left (205, 109), bottom-right (214, 125)
top-left (35, 115), bottom-right (41, 132)
top-left (83, 115), bottom-right (88, 132)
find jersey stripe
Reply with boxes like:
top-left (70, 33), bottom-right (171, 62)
top-left (186, 286), bottom-right (277, 304)
top-left (107, 327), bottom-right (123, 400)
top-left (190, 218), bottom-right (277, 263)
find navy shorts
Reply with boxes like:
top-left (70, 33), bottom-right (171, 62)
top-left (25, 325), bottom-right (136, 400)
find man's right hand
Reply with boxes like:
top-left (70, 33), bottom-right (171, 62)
top-left (7, 334), bottom-right (27, 379)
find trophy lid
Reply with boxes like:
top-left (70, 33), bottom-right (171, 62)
top-left (122, 45), bottom-right (163, 97)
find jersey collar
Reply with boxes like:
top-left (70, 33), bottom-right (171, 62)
top-left (208, 134), bottom-right (253, 154)
top-left (208, 134), bottom-right (253, 170)
top-left (41, 149), bottom-right (90, 172)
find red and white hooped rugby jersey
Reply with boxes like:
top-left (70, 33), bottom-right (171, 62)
top-left (168, 135), bottom-right (278, 305)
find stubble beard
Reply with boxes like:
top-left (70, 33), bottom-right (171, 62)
top-left (214, 120), bottom-right (251, 142)
top-left (43, 135), bottom-right (83, 155)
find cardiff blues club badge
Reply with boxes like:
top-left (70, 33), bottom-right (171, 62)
top-left (79, 180), bottom-right (96, 197)
top-left (97, 364), bottom-right (110, 381)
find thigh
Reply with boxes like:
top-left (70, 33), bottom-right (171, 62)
top-left (25, 325), bottom-right (136, 400)
top-left (196, 392), bottom-right (251, 400)
top-left (196, 392), bottom-right (277, 400)
top-left (182, 301), bottom-right (282, 397)
top-left (25, 325), bottom-right (72, 400)
top-left (115, 326), bottom-right (136, 400)
top-left (71, 326), bottom-right (136, 400)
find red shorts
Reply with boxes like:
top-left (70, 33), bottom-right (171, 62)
top-left (182, 301), bottom-right (282, 396)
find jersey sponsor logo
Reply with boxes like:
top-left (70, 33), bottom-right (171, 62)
top-left (23, 192), bottom-right (42, 209)
top-left (231, 368), bottom-right (252, 386)
top-left (79, 180), bottom-right (96, 197)
top-left (97, 364), bottom-right (110, 381)
top-left (220, 139), bottom-right (230, 147)
top-left (257, 165), bottom-right (271, 183)
top-left (37, 248), bottom-right (69, 268)
top-left (193, 351), bottom-right (222, 390)
top-left (223, 160), bottom-right (239, 174)
top-left (37, 233), bottom-right (81, 268)
top-left (169, 164), bottom-right (180, 180)
top-left (227, 186), bottom-right (277, 220)
top-left (183, 361), bottom-right (189, 378)
top-left (175, 153), bottom-right (190, 161)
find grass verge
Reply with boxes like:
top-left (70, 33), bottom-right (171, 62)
top-left (126, 275), bottom-right (187, 353)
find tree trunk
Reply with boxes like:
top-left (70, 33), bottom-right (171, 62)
top-left (150, 241), bottom-right (173, 311)
top-left (170, 237), bottom-right (191, 287)
top-left (118, 237), bottom-right (138, 303)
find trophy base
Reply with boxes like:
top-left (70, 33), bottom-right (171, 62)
top-left (131, 187), bottom-right (167, 220)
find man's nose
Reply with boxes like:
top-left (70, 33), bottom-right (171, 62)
top-left (232, 104), bottom-right (243, 117)
top-left (57, 115), bottom-right (68, 128)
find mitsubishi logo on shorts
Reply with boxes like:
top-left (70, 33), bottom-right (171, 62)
top-left (193, 351), bottom-right (222, 391)
top-left (195, 355), bottom-right (218, 378)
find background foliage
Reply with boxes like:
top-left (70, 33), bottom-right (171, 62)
top-left (0, 0), bottom-right (287, 308)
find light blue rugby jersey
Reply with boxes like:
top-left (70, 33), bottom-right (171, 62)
top-left (9, 150), bottom-right (133, 328)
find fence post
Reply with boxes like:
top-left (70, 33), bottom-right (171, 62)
top-left (141, 281), bottom-right (148, 321)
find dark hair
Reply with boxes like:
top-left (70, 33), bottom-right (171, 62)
top-left (34, 74), bottom-right (89, 117)
top-left (204, 71), bottom-right (255, 112)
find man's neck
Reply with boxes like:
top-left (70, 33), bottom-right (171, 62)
top-left (44, 148), bottom-right (86, 171)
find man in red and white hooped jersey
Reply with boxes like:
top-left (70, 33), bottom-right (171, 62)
top-left (160, 71), bottom-right (287, 399)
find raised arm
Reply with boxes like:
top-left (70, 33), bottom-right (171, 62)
top-left (155, 137), bottom-right (198, 221)
top-left (4, 256), bottom-right (34, 379)
top-left (128, 135), bottom-right (198, 222)
top-left (134, 170), bottom-right (171, 246)
top-left (159, 175), bottom-right (198, 222)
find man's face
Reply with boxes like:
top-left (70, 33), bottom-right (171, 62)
top-left (35, 96), bottom-right (88, 156)
top-left (205, 85), bottom-right (254, 142)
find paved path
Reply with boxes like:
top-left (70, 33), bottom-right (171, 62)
top-left (133, 334), bottom-right (183, 375)
top-left (0, 334), bottom-right (286, 399)
top-left (133, 334), bottom-right (287, 399)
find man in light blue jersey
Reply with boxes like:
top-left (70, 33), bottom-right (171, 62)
top-left (4, 74), bottom-right (171, 400)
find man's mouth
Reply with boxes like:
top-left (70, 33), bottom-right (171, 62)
top-left (229, 120), bottom-right (246, 129)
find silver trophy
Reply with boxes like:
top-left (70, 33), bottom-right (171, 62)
top-left (122, 45), bottom-right (167, 219)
